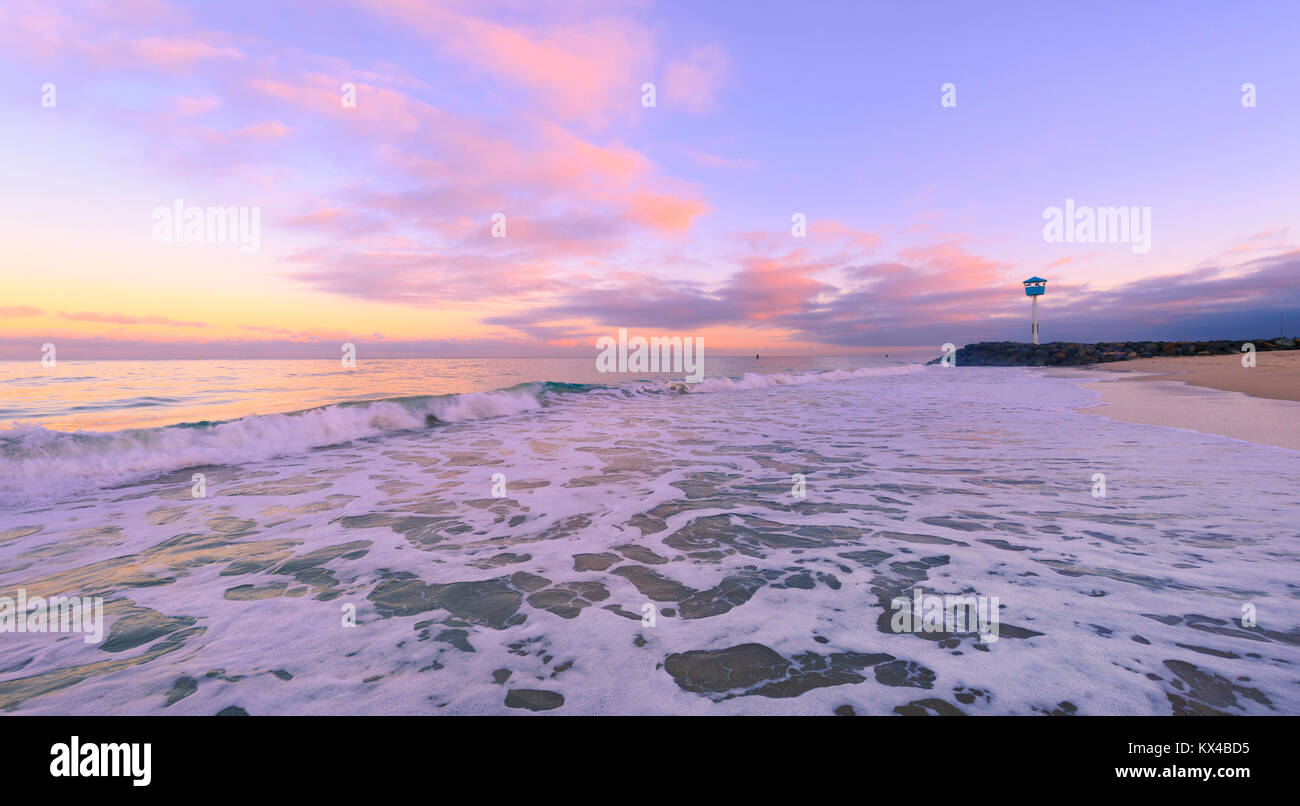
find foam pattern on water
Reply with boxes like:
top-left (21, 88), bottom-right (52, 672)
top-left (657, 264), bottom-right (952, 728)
top-left (0, 366), bottom-right (1296, 714)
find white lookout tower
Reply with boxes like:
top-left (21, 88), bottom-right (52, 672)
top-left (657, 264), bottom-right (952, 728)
top-left (1023, 276), bottom-right (1047, 344)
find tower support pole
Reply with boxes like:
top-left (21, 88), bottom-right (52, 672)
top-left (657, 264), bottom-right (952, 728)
top-left (1032, 295), bottom-right (1039, 344)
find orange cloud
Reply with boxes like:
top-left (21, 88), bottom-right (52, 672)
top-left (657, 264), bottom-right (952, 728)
top-left (625, 189), bottom-right (709, 233)
top-left (0, 306), bottom-right (44, 318)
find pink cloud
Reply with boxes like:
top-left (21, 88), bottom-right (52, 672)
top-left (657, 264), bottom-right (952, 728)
top-left (168, 95), bottom-right (221, 117)
top-left (1222, 227), bottom-right (1293, 256)
top-left (126, 36), bottom-right (243, 68)
top-left (660, 43), bottom-right (730, 114)
top-left (811, 220), bottom-right (882, 253)
top-left (727, 251), bottom-right (836, 322)
top-left (57, 311), bottom-right (210, 328)
top-left (624, 188), bottom-right (710, 233)
top-left (353, 0), bottom-right (659, 126)
top-left (0, 306), bottom-right (45, 318)
top-left (235, 120), bottom-right (291, 140)
top-left (249, 74), bottom-right (437, 136)
top-left (0, 2), bottom-right (72, 61)
top-left (681, 146), bottom-right (758, 170)
top-left (895, 241), bottom-right (1010, 288)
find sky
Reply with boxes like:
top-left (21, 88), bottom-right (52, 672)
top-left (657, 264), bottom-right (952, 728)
top-left (1, 0), bottom-right (1298, 358)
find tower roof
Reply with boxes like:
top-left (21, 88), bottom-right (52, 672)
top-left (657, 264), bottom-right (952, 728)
top-left (1023, 276), bottom-right (1047, 284)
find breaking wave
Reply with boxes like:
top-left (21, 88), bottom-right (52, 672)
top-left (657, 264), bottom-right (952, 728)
top-left (0, 365), bottom-right (924, 507)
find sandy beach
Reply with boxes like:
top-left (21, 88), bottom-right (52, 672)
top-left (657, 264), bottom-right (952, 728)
top-left (1091, 351), bottom-right (1300, 402)
top-left (1063, 351), bottom-right (1300, 451)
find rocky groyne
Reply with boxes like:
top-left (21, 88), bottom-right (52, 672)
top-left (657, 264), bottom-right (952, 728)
top-left (927, 338), bottom-right (1299, 366)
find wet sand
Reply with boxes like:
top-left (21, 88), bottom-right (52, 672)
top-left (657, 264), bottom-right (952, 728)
top-left (1056, 352), bottom-right (1300, 451)
top-left (1091, 350), bottom-right (1300, 402)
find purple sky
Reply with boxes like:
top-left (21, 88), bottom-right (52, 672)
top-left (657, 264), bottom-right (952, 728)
top-left (1, 0), bottom-right (1298, 358)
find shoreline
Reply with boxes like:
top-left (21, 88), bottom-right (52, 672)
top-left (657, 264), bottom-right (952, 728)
top-left (1044, 353), bottom-right (1300, 451)
top-left (1077, 351), bottom-right (1300, 402)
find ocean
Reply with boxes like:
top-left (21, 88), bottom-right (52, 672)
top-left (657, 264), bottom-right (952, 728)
top-left (0, 356), bottom-right (1297, 714)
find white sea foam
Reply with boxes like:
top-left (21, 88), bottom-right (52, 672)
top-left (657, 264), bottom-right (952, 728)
top-left (0, 387), bottom-right (553, 506)
top-left (0, 367), bottom-right (919, 507)
top-left (686, 363), bottom-right (924, 393)
top-left (2, 366), bottom-right (1296, 716)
